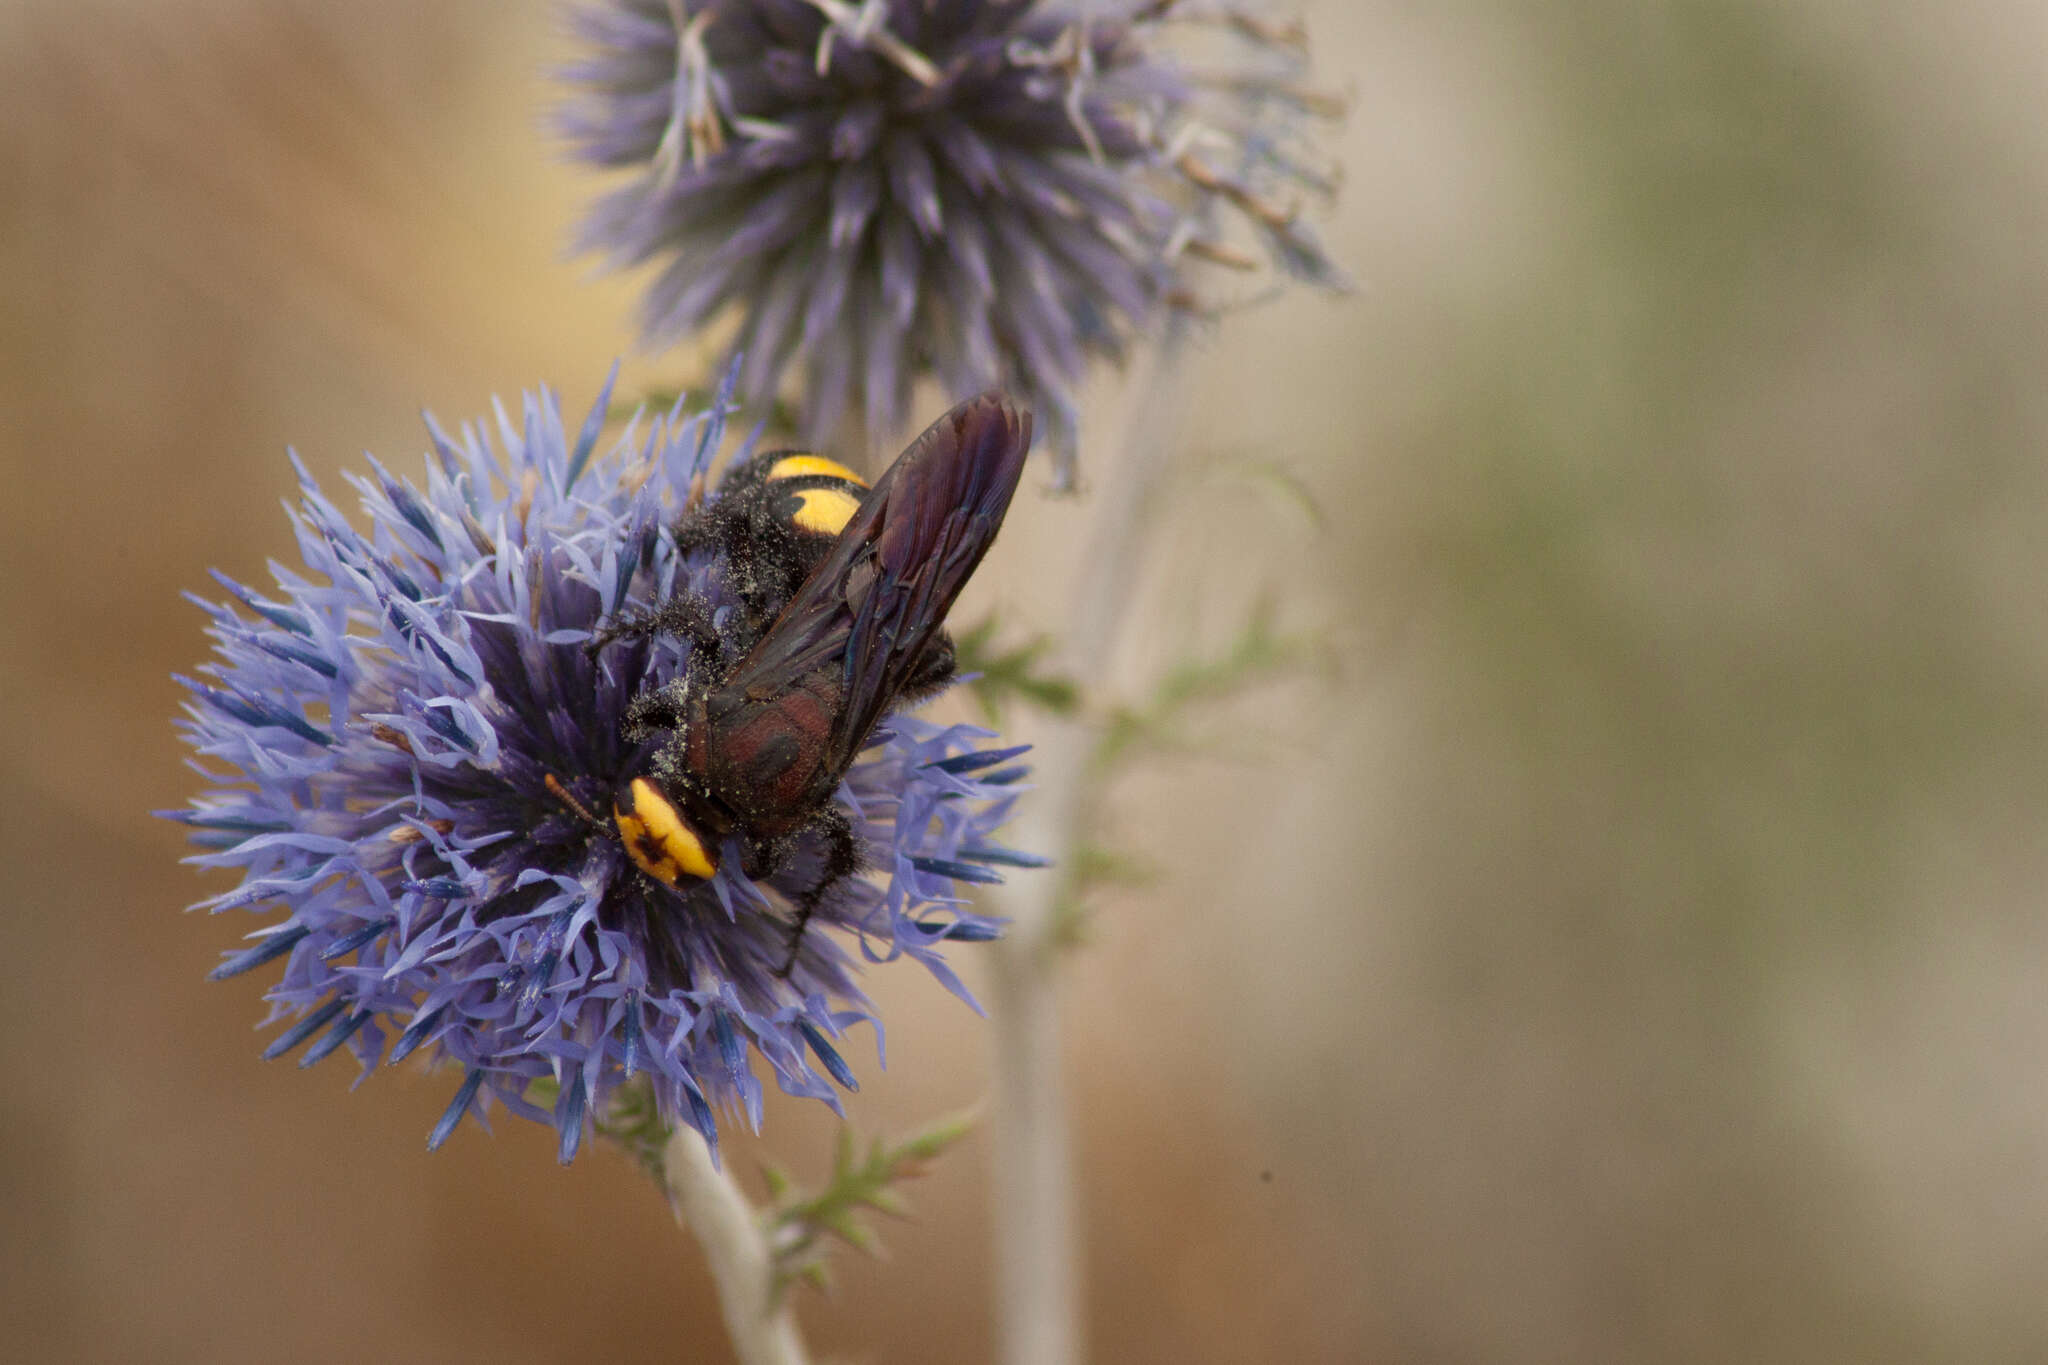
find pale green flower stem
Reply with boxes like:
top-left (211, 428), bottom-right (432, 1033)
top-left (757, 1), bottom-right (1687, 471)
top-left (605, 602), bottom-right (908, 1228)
top-left (986, 322), bottom-right (1191, 1365)
top-left (663, 1126), bottom-right (810, 1365)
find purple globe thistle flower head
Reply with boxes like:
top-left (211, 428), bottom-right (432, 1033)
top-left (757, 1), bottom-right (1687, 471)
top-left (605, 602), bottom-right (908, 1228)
top-left (561, 0), bottom-right (1347, 487)
top-left (165, 367), bottom-right (1031, 1164)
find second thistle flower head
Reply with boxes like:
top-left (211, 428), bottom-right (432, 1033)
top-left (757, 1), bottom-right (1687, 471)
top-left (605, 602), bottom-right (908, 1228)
top-left (562, 0), bottom-right (1346, 486)
top-left (167, 372), bottom-right (1032, 1163)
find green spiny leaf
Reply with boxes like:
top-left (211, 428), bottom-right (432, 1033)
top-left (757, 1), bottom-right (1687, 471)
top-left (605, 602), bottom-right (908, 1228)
top-left (1205, 456), bottom-right (1326, 532)
top-left (896, 1108), bottom-right (977, 1162)
top-left (591, 1074), bottom-right (672, 1185)
top-left (953, 614), bottom-right (1081, 723)
top-left (1047, 600), bottom-right (1323, 949)
top-left (1069, 843), bottom-right (1158, 891)
top-left (1047, 842), bottom-right (1161, 947)
top-left (1092, 598), bottom-right (1315, 774)
top-left (762, 1110), bottom-right (980, 1302)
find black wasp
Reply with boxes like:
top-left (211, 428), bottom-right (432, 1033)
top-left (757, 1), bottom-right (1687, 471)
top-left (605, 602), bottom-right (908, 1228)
top-left (583, 393), bottom-right (1032, 974)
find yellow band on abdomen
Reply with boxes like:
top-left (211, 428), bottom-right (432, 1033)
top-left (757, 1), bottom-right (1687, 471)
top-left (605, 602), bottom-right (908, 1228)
top-left (789, 486), bottom-right (863, 536)
top-left (613, 777), bottom-right (718, 883)
top-left (767, 454), bottom-right (868, 487)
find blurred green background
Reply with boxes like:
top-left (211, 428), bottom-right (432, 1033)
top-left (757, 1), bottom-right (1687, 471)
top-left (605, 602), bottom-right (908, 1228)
top-left (6, 2), bottom-right (2048, 1361)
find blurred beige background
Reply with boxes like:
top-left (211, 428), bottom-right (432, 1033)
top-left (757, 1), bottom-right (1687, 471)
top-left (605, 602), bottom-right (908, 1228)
top-left (7, 1), bottom-right (2048, 1361)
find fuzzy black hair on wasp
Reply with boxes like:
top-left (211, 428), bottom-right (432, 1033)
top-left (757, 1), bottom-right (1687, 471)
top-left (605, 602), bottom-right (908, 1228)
top-left (581, 392), bottom-right (1032, 974)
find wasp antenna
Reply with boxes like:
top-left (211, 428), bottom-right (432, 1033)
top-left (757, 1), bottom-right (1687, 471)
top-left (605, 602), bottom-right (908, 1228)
top-left (545, 773), bottom-right (606, 829)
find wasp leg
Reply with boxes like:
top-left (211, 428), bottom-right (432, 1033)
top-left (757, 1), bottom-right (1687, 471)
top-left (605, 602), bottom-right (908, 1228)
top-left (587, 591), bottom-right (727, 659)
top-left (622, 679), bottom-right (689, 743)
top-left (775, 806), bottom-right (862, 978)
top-left (585, 606), bottom-right (658, 656)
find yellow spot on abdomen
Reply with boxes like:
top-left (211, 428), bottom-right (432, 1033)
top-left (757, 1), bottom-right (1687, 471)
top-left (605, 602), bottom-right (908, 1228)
top-left (767, 454), bottom-right (868, 487)
top-left (788, 486), bottom-right (863, 536)
top-left (613, 777), bottom-right (718, 884)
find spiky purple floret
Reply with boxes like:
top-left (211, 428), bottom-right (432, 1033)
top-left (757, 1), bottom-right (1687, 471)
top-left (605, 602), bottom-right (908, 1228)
top-left (561, 0), bottom-right (1346, 486)
top-left (167, 368), bottom-right (1026, 1162)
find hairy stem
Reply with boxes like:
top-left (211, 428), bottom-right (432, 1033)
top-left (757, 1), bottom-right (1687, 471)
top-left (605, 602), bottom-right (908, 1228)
top-left (662, 1127), bottom-right (810, 1365)
top-left (985, 319), bottom-right (1191, 1365)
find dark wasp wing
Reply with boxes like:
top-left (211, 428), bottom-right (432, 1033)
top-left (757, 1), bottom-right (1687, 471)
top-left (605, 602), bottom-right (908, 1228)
top-left (713, 392), bottom-right (1031, 771)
